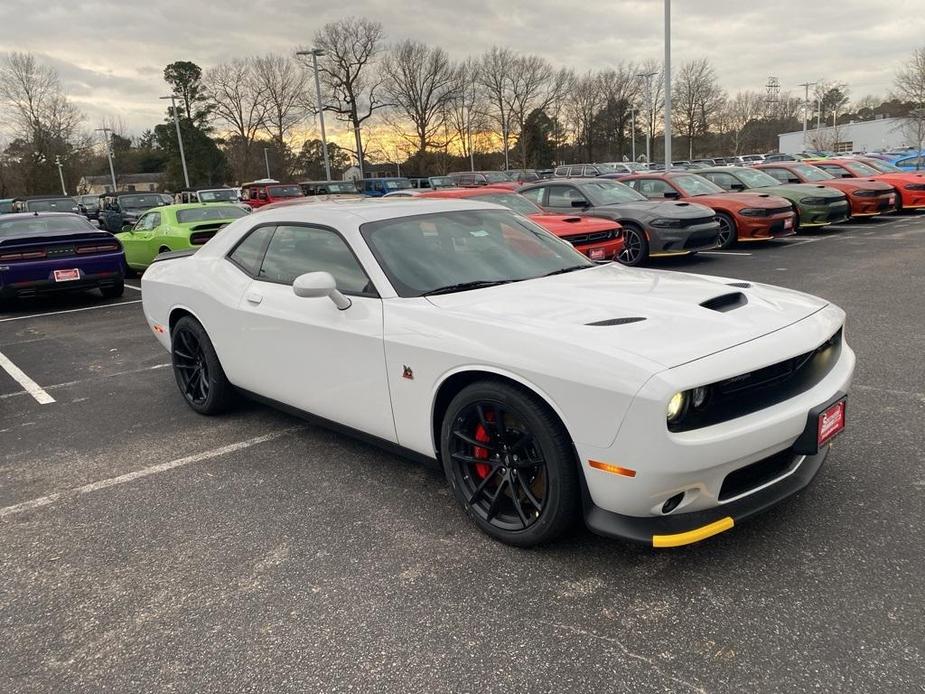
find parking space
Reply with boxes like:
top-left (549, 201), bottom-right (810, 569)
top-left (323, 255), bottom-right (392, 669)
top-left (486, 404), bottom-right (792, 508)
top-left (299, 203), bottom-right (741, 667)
top-left (1, 216), bottom-right (923, 692)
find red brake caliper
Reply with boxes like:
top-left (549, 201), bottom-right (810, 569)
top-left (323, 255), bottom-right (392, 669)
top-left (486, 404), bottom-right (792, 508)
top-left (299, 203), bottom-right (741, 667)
top-left (472, 411), bottom-right (494, 480)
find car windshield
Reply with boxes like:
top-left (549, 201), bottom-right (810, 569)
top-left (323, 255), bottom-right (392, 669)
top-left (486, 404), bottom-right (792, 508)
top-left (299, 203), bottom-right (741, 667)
top-left (198, 189), bottom-right (238, 202)
top-left (120, 194), bottom-right (162, 209)
top-left (734, 168), bottom-right (781, 188)
top-left (472, 192), bottom-right (543, 215)
top-left (789, 164), bottom-right (833, 181)
top-left (483, 172), bottom-right (512, 183)
top-left (383, 179), bottom-right (412, 190)
top-left (361, 209), bottom-right (592, 298)
top-left (0, 201), bottom-right (12, 214)
top-left (176, 206), bottom-right (247, 223)
top-left (0, 215), bottom-right (92, 235)
top-left (429, 176), bottom-right (454, 188)
top-left (672, 175), bottom-right (723, 196)
top-left (579, 180), bottom-right (647, 204)
top-left (27, 199), bottom-right (76, 212)
top-left (845, 161), bottom-right (880, 176)
top-left (866, 160), bottom-right (901, 173)
top-left (327, 182), bottom-right (358, 193)
top-left (79, 195), bottom-right (99, 205)
top-left (268, 185), bottom-right (303, 198)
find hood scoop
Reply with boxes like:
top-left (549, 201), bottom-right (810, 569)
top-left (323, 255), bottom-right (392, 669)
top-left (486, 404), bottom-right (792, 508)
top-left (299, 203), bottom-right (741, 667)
top-left (561, 216), bottom-right (582, 223)
top-left (586, 317), bottom-right (647, 327)
top-left (701, 292), bottom-right (748, 312)
top-left (726, 281), bottom-right (751, 288)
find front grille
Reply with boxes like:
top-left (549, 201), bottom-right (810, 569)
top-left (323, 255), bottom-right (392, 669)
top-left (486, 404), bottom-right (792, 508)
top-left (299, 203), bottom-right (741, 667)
top-left (669, 328), bottom-right (843, 432)
top-left (684, 228), bottom-right (720, 249)
top-left (719, 449), bottom-right (797, 501)
top-left (563, 230), bottom-right (613, 244)
top-left (769, 206), bottom-right (793, 216)
top-left (681, 216), bottom-right (716, 228)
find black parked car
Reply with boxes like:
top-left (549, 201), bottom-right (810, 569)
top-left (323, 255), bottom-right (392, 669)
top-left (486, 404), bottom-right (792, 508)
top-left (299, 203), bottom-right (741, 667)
top-left (98, 192), bottom-right (169, 232)
top-left (11, 196), bottom-right (80, 214)
top-left (76, 194), bottom-right (101, 220)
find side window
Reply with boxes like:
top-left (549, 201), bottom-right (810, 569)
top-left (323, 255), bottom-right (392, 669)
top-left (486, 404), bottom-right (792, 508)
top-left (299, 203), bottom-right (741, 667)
top-left (704, 173), bottom-right (734, 190)
top-left (228, 225), bottom-right (275, 276)
top-left (763, 168), bottom-right (791, 183)
top-left (624, 179), bottom-right (641, 192)
top-left (257, 225), bottom-right (375, 296)
top-left (817, 165), bottom-right (842, 176)
top-left (521, 187), bottom-right (545, 206)
top-left (636, 179), bottom-right (673, 198)
top-left (547, 185), bottom-right (584, 207)
top-left (147, 212), bottom-right (161, 229)
top-left (553, 166), bottom-right (568, 177)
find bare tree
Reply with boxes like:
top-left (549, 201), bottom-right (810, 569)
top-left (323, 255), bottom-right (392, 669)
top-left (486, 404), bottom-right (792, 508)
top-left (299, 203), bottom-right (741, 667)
top-left (718, 91), bottom-right (762, 154)
top-left (312, 17), bottom-right (388, 177)
top-left (596, 63), bottom-right (640, 160)
top-left (673, 58), bottom-right (725, 159)
top-left (895, 46), bottom-right (925, 165)
top-left (477, 47), bottom-right (516, 170)
top-left (507, 54), bottom-right (559, 168)
top-left (448, 57), bottom-right (489, 169)
top-left (205, 58), bottom-right (269, 182)
top-left (565, 72), bottom-right (602, 161)
top-left (636, 59), bottom-right (664, 161)
top-left (253, 54), bottom-right (309, 148)
top-left (381, 40), bottom-right (457, 157)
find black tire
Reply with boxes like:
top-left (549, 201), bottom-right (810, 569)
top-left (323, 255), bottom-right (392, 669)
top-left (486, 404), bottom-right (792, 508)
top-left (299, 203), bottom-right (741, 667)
top-left (440, 380), bottom-right (580, 547)
top-left (171, 316), bottom-right (235, 415)
top-left (100, 281), bottom-right (124, 299)
top-left (715, 212), bottom-right (738, 249)
top-left (158, 246), bottom-right (170, 255)
top-left (616, 223), bottom-right (649, 266)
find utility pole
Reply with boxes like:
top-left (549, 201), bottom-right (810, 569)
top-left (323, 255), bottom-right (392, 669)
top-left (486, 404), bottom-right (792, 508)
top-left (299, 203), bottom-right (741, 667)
top-left (263, 147), bottom-right (271, 178)
top-left (95, 127), bottom-right (118, 192)
top-left (160, 95), bottom-right (190, 188)
top-left (663, 0), bottom-right (672, 168)
top-left (629, 105), bottom-right (637, 162)
top-left (797, 81), bottom-right (816, 151)
top-left (55, 155), bottom-right (67, 195)
top-left (296, 49), bottom-right (332, 180)
top-left (637, 71), bottom-right (657, 163)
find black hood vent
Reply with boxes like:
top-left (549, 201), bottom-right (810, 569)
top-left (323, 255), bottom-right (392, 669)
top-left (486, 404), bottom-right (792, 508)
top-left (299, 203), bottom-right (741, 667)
top-left (701, 292), bottom-right (747, 312)
top-left (726, 281), bottom-right (751, 288)
top-left (586, 317), bottom-right (646, 326)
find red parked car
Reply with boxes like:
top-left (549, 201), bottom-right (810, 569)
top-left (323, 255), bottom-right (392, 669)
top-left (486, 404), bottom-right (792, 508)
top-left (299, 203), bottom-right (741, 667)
top-left (419, 187), bottom-right (624, 261)
top-left (240, 180), bottom-right (304, 209)
top-left (755, 162), bottom-right (897, 217)
top-left (805, 158), bottom-right (925, 212)
top-left (621, 171), bottom-right (796, 248)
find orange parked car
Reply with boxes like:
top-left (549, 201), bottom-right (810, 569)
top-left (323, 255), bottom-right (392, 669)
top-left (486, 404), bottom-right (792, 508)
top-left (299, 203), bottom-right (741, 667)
top-left (755, 162), bottom-right (897, 217)
top-left (621, 171), bottom-right (796, 248)
top-left (419, 187), bottom-right (624, 261)
top-left (806, 158), bottom-right (925, 212)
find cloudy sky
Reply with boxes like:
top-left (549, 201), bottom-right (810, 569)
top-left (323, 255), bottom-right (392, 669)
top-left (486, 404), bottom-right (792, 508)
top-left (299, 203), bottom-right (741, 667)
top-left (0, 0), bottom-right (921, 140)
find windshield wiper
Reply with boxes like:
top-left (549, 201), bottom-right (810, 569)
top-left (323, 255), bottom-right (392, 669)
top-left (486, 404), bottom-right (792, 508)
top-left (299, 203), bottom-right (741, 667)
top-left (423, 280), bottom-right (514, 296)
top-left (541, 265), bottom-right (592, 278)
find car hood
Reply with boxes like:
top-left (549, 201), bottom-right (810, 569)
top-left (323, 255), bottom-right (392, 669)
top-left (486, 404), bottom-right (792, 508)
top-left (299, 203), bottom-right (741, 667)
top-left (687, 192), bottom-right (790, 209)
top-left (815, 178), bottom-right (893, 193)
top-left (529, 213), bottom-right (618, 235)
top-left (752, 183), bottom-right (844, 200)
top-left (425, 264), bottom-right (828, 368)
top-left (593, 199), bottom-right (715, 218)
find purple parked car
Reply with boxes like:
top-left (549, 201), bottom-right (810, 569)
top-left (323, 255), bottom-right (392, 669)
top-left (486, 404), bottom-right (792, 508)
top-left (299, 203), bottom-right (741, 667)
top-left (0, 213), bottom-right (126, 302)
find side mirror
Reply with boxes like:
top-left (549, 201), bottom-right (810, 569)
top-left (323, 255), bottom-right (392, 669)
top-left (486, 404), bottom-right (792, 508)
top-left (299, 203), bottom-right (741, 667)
top-left (788, 177), bottom-right (801, 184)
top-left (730, 183), bottom-right (745, 191)
top-left (122, 224), bottom-right (134, 232)
top-left (841, 173), bottom-right (853, 178)
top-left (571, 199), bottom-right (589, 208)
top-left (89, 219), bottom-right (101, 229)
top-left (292, 271), bottom-right (351, 310)
top-left (257, 191), bottom-right (268, 200)
top-left (663, 191), bottom-right (681, 199)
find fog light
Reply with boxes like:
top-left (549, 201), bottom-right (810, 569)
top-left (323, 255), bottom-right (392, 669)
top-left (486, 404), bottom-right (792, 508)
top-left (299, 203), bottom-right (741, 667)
top-left (662, 492), bottom-right (684, 514)
top-left (667, 392), bottom-right (686, 422)
top-left (691, 386), bottom-right (708, 408)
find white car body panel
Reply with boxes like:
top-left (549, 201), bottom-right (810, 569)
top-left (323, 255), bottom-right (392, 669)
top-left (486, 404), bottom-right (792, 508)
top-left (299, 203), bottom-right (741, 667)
top-left (142, 198), bottom-right (855, 538)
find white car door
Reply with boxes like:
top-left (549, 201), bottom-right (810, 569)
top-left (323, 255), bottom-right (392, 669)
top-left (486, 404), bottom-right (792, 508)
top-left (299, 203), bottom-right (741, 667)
top-left (232, 223), bottom-right (396, 442)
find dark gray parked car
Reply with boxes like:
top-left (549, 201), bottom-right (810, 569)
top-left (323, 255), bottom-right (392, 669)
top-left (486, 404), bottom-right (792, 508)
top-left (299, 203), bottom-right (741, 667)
top-left (519, 178), bottom-right (720, 265)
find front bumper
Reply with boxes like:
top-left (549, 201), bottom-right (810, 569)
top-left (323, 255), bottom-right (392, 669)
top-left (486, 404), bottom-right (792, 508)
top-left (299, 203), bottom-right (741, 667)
top-left (848, 194), bottom-right (897, 217)
top-left (798, 202), bottom-right (850, 227)
top-left (573, 238), bottom-right (624, 261)
top-left (738, 212), bottom-right (797, 240)
top-left (647, 221), bottom-right (720, 253)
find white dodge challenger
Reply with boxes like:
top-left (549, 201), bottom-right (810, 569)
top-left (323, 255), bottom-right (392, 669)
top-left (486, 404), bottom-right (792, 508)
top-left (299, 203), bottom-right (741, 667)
top-left (141, 198), bottom-right (855, 547)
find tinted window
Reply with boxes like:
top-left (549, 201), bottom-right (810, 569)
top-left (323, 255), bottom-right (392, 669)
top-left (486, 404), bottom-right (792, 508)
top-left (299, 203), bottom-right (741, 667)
top-left (763, 168), bottom-right (792, 183)
top-left (119, 194), bottom-right (162, 209)
top-left (176, 206), bottom-right (247, 223)
top-left (521, 187), bottom-right (545, 205)
top-left (702, 172), bottom-right (737, 190)
top-left (0, 215), bottom-right (94, 235)
top-left (27, 199), bottom-right (77, 212)
top-left (258, 225), bottom-right (373, 295)
top-left (228, 225), bottom-right (274, 275)
top-left (268, 185), bottom-right (303, 198)
top-left (547, 185), bottom-right (585, 207)
top-left (634, 179), bottom-right (674, 197)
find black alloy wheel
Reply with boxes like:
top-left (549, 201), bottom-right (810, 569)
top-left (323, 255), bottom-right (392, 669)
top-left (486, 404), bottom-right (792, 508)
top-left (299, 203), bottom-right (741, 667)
top-left (715, 212), bottom-right (738, 249)
top-left (617, 224), bottom-right (649, 266)
top-left (441, 381), bottom-right (579, 546)
top-left (171, 316), bottom-right (234, 415)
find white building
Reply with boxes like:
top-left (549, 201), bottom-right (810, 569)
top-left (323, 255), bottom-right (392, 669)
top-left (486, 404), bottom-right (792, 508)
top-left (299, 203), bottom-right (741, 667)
top-left (778, 116), bottom-right (913, 154)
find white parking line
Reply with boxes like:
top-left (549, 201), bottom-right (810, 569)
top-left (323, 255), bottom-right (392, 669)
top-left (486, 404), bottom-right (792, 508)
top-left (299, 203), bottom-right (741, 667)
top-left (0, 300), bottom-right (142, 323)
top-left (0, 427), bottom-right (301, 519)
top-left (124, 283), bottom-right (142, 291)
top-left (0, 350), bottom-right (55, 404)
top-left (0, 363), bottom-right (171, 401)
top-left (699, 251), bottom-right (752, 256)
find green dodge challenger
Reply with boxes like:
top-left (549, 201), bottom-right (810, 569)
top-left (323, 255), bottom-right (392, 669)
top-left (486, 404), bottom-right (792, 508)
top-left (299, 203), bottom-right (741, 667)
top-left (116, 203), bottom-right (248, 271)
top-left (695, 167), bottom-right (850, 229)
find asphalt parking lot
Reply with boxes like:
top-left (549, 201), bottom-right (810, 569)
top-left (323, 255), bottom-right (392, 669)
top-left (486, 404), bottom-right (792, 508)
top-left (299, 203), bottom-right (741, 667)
top-left (1, 215), bottom-right (923, 693)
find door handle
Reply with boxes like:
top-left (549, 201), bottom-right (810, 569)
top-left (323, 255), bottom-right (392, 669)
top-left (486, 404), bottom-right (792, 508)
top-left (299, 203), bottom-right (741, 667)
top-left (245, 291), bottom-right (263, 305)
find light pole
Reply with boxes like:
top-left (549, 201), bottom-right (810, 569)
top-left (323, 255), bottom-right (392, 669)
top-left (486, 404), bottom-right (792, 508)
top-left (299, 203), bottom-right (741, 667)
top-left (95, 127), bottom-right (118, 192)
top-left (637, 71), bottom-right (657, 163)
top-left (263, 147), bottom-right (271, 178)
top-left (55, 155), bottom-right (67, 195)
top-left (160, 95), bottom-right (190, 188)
top-left (797, 81), bottom-right (816, 150)
top-left (629, 105), bottom-right (637, 162)
top-left (296, 49), bottom-right (332, 180)
top-left (663, 0), bottom-right (672, 168)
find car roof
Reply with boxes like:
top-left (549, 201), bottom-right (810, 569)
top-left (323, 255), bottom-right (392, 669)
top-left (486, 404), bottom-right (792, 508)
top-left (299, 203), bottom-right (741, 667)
top-left (244, 197), bottom-right (503, 226)
top-left (0, 211), bottom-right (85, 221)
top-left (15, 195), bottom-right (75, 201)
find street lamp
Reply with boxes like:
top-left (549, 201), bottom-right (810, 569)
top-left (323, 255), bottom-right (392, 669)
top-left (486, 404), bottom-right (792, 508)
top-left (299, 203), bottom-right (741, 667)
top-left (663, 0), bottom-right (672, 168)
top-left (264, 147), bottom-right (271, 179)
top-left (629, 105), bottom-right (637, 162)
top-left (797, 81), bottom-right (817, 151)
top-left (160, 95), bottom-right (190, 188)
top-left (94, 127), bottom-right (118, 192)
top-left (636, 71), bottom-right (658, 163)
top-left (296, 49), bottom-right (332, 181)
top-left (54, 155), bottom-right (67, 195)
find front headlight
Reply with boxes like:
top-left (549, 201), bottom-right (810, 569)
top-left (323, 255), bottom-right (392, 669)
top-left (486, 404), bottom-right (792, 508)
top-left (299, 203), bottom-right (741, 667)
top-left (851, 190), bottom-right (878, 197)
top-left (666, 392), bottom-right (686, 422)
top-left (738, 207), bottom-right (770, 217)
top-left (650, 218), bottom-right (684, 228)
top-left (904, 183), bottom-right (925, 191)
